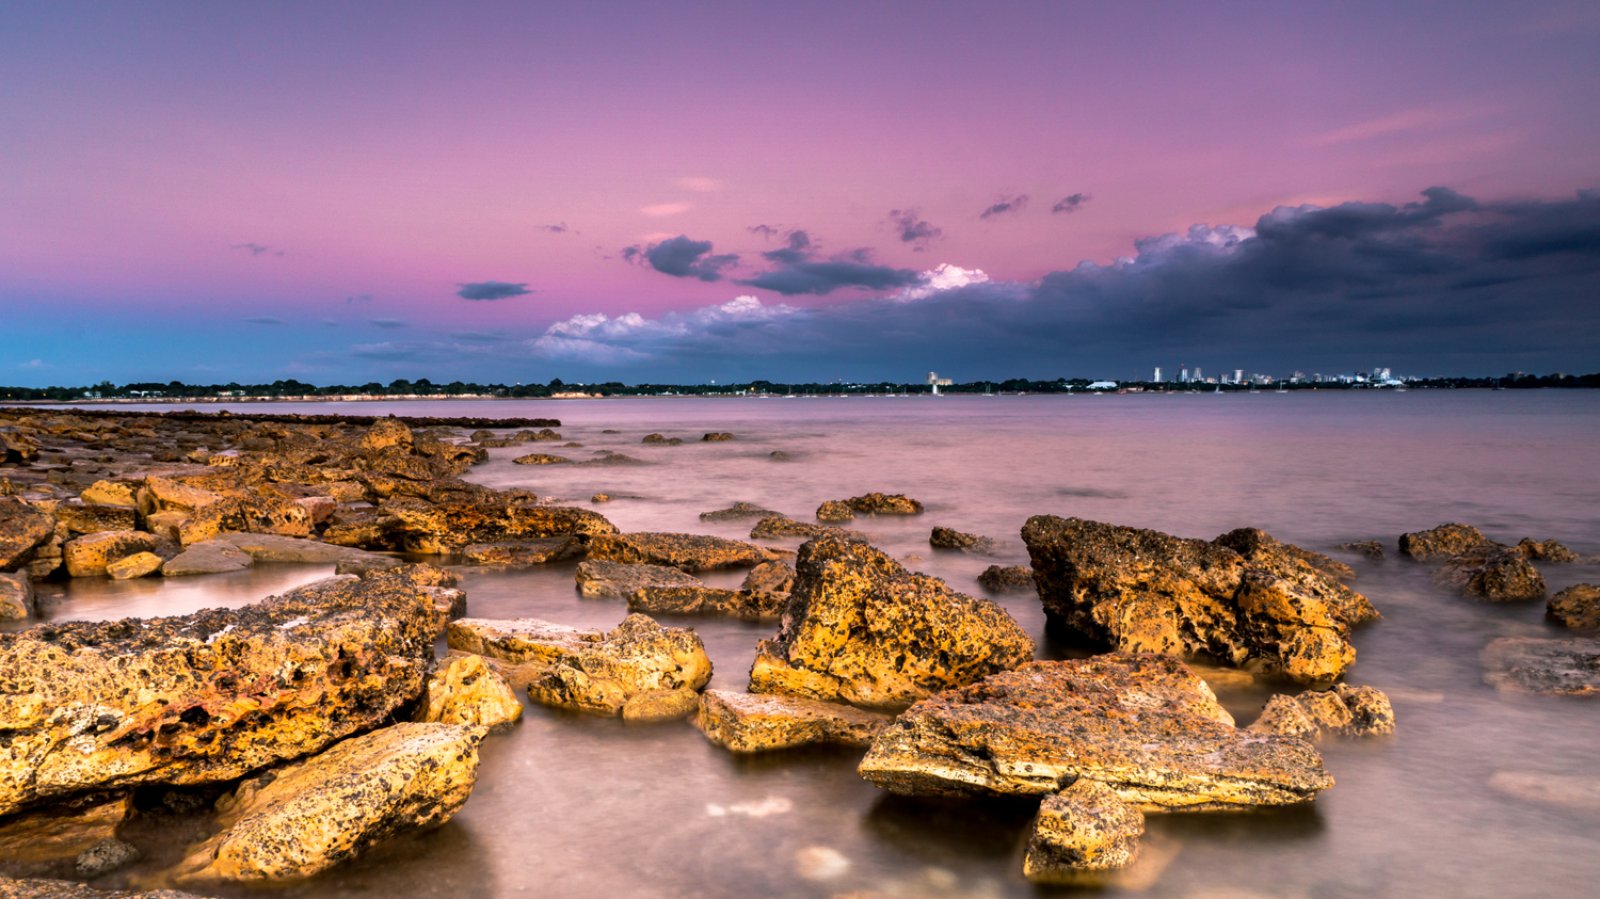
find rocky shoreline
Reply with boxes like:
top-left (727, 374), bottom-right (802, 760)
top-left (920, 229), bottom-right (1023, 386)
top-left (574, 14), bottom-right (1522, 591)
top-left (1, 407), bottom-right (1593, 895)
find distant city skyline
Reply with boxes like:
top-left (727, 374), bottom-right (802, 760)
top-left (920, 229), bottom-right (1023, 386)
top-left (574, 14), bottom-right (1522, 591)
top-left (2, 2), bottom-right (1597, 385)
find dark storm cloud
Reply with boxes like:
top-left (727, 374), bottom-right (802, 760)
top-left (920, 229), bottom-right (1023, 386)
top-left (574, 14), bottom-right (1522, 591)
top-left (1052, 193), bottom-right (1090, 214)
top-left (761, 230), bottom-right (812, 265)
top-left (622, 235), bottom-right (739, 282)
top-left (456, 281), bottom-right (532, 301)
top-left (527, 187), bottom-right (1600, 380)
top-left (747, 224), bottom-right (783, 239)
top-left (738, 257), bottom-right (923, 296)
top-left (979, 194), bottom-right (1029, 219)
top-left (888, 209), bottom-right (941, 249)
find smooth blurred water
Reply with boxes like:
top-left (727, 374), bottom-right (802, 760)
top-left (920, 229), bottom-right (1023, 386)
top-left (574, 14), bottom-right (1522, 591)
top-left (24, 391), bottom-right (1600, 898)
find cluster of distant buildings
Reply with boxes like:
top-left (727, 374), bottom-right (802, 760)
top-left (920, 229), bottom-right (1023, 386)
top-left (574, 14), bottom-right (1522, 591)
top-left (1150, 365), bottom-right (1408, 388)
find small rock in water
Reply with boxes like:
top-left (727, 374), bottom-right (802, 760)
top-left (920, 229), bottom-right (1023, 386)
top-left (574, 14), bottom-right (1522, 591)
top-left (701, 432), bottom-right (735, 442)
top-left (75, 837), bottom-right (141, 877)
top-left (695, 689), bottom-right (890, 752)
top-left (591, 493), bottom-right (611, 503)
top-left (1023, 779), bottom-right (1145, 881)
top-left (1436, 547), bottom-right (1546, 602)
top-left (815, 499), bottom-right (854, 522)
top-left (106, 551), bottom-right (163, 580)
top-left (1516, 537), bottom-right (1580, 563)
top-left (1339, 540), bottom-right (1386, 560)
top-left (1398, 522), bottom-right (1495, 560)
top-left (977, 564), bottom-right (1035, 594)
top-left (794, 846), bottom-right (851, 881)
top-left (1548, 584), bottom-right (1600, 630)
top-left (511, 453), bottom-right (571, 465)
top-left (929, 526), bottom-right (998, 554)
top-left (1247, 684), bottom-right (1395, 739)
top-left (641, 433), bottom-right (683, 446)
top-left (576, 559), bottom-right (704, 599)
top-left (700, 501), bottom-right (782, 522)
top-left (415, 654), bottom-right (523, 730)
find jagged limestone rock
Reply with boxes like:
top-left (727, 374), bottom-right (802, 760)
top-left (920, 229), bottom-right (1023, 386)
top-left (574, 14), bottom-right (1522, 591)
top-left (414, 654), bottom-right (522, 729)
top-left (0, 570), bottom-right (439, 815)
top-left (1022, 516), bottom-right (1373, 683)
top-left (749, 536), bottom-right (1033, 709)
top-left (1247, 684), bottom-right (1395, 739)
top-left (575, 560), bottom-right (703, 599)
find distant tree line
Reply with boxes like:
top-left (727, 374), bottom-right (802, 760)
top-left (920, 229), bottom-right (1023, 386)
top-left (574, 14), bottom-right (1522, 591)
top-left (1, 372), bottom-right (1596, 402)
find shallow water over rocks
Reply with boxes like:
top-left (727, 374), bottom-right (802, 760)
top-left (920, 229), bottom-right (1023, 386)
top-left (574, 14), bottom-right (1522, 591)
top-left (12, 391), bottom-right (1600, 897)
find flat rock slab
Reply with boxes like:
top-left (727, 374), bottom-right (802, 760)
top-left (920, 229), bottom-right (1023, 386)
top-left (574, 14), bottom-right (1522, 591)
top-left (218, 533), bottom-right (388, 565)
top-left (582, 532), bottom-right (780, 572)
top-left (1482, 636), bottom-right (1600, 696)
top-left (0, 569), bottom-right (439, 815)
top-left (575, 560), bottom-right (703, 599)
top-left (858, 653), bottom-right (1333, 810)
top-left (699, 502), bottom-right (782, 522)
top-left (627, 585), bottom-right (784, 621)
top-left (448, 613), bottom-right (711, 718)
top-left (696, 689), bottom-right (890, 753)
top-left (173, 723), bottom-right (483, 884)
top-left (749, 536), bottom-right (1034, 709)
top-left (462, 538), bottom-right (580, 566)
top-left (1022, 516), bottom-right (1375, 684)
top-left (161, 540), bottom-right (253, 576)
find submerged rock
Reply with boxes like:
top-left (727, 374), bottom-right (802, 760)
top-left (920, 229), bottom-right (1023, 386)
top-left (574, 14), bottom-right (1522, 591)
top-left (1022, 516), bottom-right (1373, 683)
top-left (173, 723), bottom-right (482, 884)
top-left (1339, 540), bottom-right (1386, 560)
top-left (699, 501), bottom-right (782, 522)
top-left (641, 433), bottom-right (682, 446)
top-left (748, 536), bottom-right (1033, 709)
top-left (1437, 547), bottom-right (1546, 601)
top-left (575, 560), bottom-right (704, 599)
top-left (1398, 523), bottom-right (1494, 560)
top-left (1023, 779), bottom-right (1145, 881)
top-left (582, 532), bottom-right (780, 572)
top-left (1517, 538), bottom-right (1580, 563)
top-left (695, 689), bottom-right (890, 753)
top-left (1548, 584), bottom-right (1600, 630)
top-left (414, 654), bottom-right (522, 730)
top-left (1247, 684), bottom-right (1395, 739)
top-left (977, 564), bottom-right (1035, 594)
top-left (511, 453), bottom-right (570, 465)
top-left (858, 653), bottom-right (1332, 809)
top-left (1482, 636), bottom-right (1600, 696)
top-left (0, 569), bottom-right (439, 815)
top-left (749, 515), bottom-right (863, 541)
top-left (448, 614), bottom-right (712, 719)
top-left (701, 432), bottom-right (735, 442)
top-left (929, 527), bottom-right (998, 554)
top-left (839, 493), bottom-right (924, 516)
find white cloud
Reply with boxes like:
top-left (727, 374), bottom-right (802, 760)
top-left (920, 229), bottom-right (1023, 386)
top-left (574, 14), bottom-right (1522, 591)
top-left (640, 202), bottom-right (692, 217)
top-left (895, 263), bottom-right (990, 301)
top-left (529, 296), bottom-right (798, 362)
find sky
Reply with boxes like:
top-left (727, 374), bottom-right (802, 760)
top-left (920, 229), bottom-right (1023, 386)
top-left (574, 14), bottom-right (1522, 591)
top-left (1, 0), bottom-right (1598, 386)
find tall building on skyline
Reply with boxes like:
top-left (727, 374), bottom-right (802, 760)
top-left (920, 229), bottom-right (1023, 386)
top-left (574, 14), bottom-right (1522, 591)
top-left (1153, 366), bottom-right (1162, 382)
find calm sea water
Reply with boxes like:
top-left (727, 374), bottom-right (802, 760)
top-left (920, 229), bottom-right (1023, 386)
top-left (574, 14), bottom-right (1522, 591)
top-left (25, 391), bottom-right (1600, 898)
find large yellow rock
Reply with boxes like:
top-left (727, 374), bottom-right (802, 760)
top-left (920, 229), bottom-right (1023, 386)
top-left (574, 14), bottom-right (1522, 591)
top-left (0, 569), bottom-right (439, 815)
top-left (1023, 517), bottom-right (1374, 684)
top-left (80, 480), bottom-right (139, 508)
top-left (359, 417), bottom-right (414, 452)
top-left (0, 498), bottom-right (55, 571)
top-left (448, 613), bottom-right (711, 717)
top-left (173, 723), bottom-right (482, 884)
top-left (748, 536), bottom-right (1034, 709)
top-left (106, 551), bottom-right (164, 580)
top-left (177, 497), bottom-right (312, 545)
top-left (62, 530), bottom-right (164, 578)
top-left (415, 654), bottom-right (522, 729)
